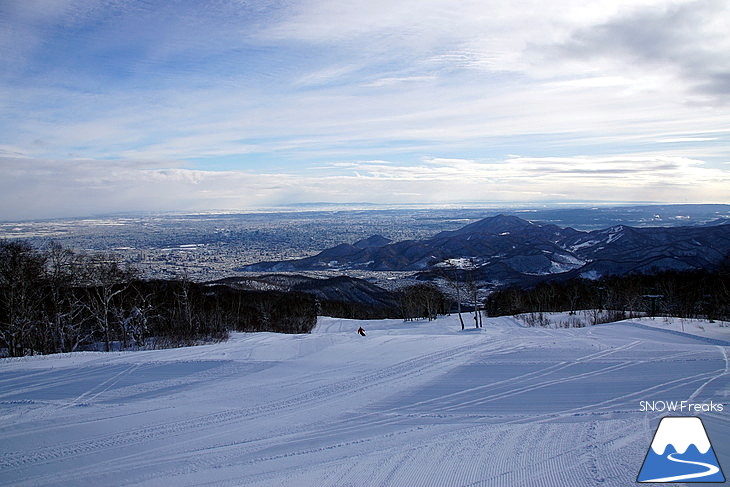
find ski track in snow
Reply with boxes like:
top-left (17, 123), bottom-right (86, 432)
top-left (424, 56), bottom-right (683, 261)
top-left (1, 315), bottom-right (728, 486)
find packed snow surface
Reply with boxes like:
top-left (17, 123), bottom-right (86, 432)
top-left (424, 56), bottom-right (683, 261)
top-left (1, 315), bottom-right (728, 486)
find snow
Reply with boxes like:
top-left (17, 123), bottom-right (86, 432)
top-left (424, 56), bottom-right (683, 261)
top-left (605, 226), bottom-right (626, 244)
top-left (580, 270), bottom-right (601, 280)
top-left (569, 239), bottom-right (600, 252)
top-left (1, 315), bottom-right (728, 486)
top-left (547, 258), bottom-right (583, 274)
top-left (435, 258), bottom-right (478, 269)
top-left (514, 311), bottom-right (730, 343)
top-left (627, 316), bottom-right (730, 343)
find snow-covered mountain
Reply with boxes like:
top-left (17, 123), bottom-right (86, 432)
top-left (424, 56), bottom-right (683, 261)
top-left (239, 215), bottom-right (730, 285)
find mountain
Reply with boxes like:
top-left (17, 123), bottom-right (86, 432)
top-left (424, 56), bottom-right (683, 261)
top-left (353, 234), bottom-right (392, 249)
top-left (564, 224), bottom-right (730, 276)
top-left (237, 215), bottom-right (730, 285)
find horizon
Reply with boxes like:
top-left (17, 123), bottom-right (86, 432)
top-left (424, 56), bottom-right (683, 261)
top-left (1, 1), bottom-right (729, 220)
top-left (2, 202), bottom-right (729, 226)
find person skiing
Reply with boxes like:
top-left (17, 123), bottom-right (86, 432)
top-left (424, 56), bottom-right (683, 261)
top-left (357, 326), bottom-right (366, 336)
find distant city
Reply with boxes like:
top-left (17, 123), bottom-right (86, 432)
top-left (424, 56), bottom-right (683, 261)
top-left (1, 204), bottom-right (728, 283)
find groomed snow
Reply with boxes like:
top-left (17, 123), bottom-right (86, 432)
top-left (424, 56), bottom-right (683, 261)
top-left (514, 311), bottom-right (730, 343)
top-left (1, 315), bottom-right (728, 486)
top-left (627, 316), bottom-right (730, 343)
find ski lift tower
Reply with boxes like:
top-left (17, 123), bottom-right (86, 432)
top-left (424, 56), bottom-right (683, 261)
top-left (642, 294), bottom-right (664, 317)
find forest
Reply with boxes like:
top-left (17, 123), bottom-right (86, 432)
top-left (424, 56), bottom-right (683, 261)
top-left (0, 241), bottom-right (318, 357)
top-left (485, 259), bottom-right (730, 324)
top-left (0, 240), bottom-right (454, 357)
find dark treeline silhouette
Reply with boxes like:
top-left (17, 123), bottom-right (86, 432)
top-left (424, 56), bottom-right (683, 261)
top-left (0, 241), bottom-right (317, 357)
top-left (317, 299), bottom-right (396, 320)
top-left (485, 260), bottom-right (730, 323)
top-left (314, 284), bottom-right (450, 322)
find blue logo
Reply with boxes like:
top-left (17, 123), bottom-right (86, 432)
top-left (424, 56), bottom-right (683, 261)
top-left (637, 416), bottom-right (725, 483)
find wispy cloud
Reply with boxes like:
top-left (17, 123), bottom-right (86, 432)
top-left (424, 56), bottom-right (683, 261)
top-left (554, 0), bottom-right (730, 101)
top-left (0, 0), bottom-right (728, 218)
top-left (3, 152), bottom-right (726, 220)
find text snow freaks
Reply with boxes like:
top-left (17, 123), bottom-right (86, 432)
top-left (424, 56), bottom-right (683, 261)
top-left (640, 401), bottom-right (724, 413)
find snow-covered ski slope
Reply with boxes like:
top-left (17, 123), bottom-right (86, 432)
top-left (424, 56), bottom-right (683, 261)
top-left (1, 316), bottom-right (728, 487)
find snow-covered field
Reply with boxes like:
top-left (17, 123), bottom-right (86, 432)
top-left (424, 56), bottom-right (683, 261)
top-left (1, 315), bottom-right (728, 486)
top-left (515, 311), bottom-right (730, 343)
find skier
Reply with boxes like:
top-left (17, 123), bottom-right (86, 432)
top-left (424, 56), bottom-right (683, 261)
top-left (357, 326), bottom-right (366, 336)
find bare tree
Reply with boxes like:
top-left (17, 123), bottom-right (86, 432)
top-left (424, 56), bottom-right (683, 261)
top-left (43, 241), bottom-right (94, 353)
top-left (79, 253), bottom-right (136, 352)
top-left (174, 272), bottom-right (198, 336)
top-left (465, 259), bottom-right (482, 328)
top-left (116, 282), bottom-right (154, 349)
top-left (399, 284), bottom-right (447, 322)
top-left (0, 241), bottom-right (47, 356)
top-left (436, 261), bottom-right (466, 329)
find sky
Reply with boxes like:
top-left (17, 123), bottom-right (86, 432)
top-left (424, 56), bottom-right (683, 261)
top-left (0, 0), bottom-right (729, 220)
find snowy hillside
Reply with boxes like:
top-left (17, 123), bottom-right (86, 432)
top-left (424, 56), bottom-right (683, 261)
top-left (239, 214), bottom-right (730, 287)
top-left (1, 316), bottom-right (728, 486)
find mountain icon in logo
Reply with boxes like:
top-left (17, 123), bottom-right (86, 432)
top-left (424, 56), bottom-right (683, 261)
top-left (637, 416), bottom-right (725, 483)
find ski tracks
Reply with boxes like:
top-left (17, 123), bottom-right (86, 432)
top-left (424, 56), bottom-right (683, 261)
top-left (687, 345), bottom-right (729, 402)
top-left (3, 322), bottom-right (728, 487)
top-left (0, 337), bottom-right (490, 486)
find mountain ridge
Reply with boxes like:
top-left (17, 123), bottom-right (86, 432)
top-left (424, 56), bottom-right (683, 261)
top-left (238, 214), bottom-right (730, 285)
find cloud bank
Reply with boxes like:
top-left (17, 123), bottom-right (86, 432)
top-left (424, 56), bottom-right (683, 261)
top-left (2, 153), bottom-right (727, 220)
top-left (0, 0), bottom-right (728, 218)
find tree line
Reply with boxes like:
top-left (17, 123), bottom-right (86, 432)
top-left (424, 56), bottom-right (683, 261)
top-left (0, 241), bottom-right (317, 357)
top-left (313, 283), bottom-right (451, 322)
top-left (398, 284), bottom-right (451, 322)
top-left (485, 262), bottom-right (730, 323)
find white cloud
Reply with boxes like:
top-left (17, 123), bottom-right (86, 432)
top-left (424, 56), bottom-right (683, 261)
top-left (553, 0), bottom-right (730, 102)
top-left (657, 137), bottom-right (719, 143)
top-left (4, 152), bottom-right (726, 220)
top-left (0, 0), bottom-right (729, 218)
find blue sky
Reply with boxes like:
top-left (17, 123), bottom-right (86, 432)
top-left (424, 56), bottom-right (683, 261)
top-left (0, 0), bottom-right (729, 219)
